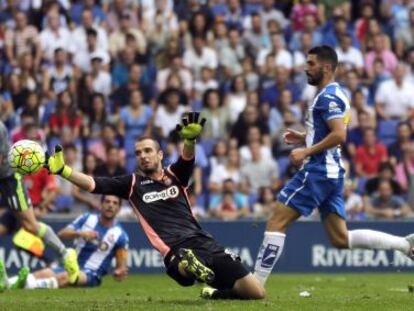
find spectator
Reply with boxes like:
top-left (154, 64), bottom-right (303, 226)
top-left (183, 36), bottom-right (218, 79)
top-left (89, 123), bottom-right (124, 164)
top-left (154, 88), bottom-right (188, 140)
top-left (290, 0), bottom-right (318, 32)
top-left (11, 111), bottom-right (45, 143)
top-left (94, 145), bottom-right (127, 177)
top-left (252, 186), bottom-right (275, 219)
top-left (256, 32), bottom-right (292, 73)
top-left (73, 28), bottom-right (110, 74)
top-left (354, 128), bottom-right (388, 178)
top-left (394, 7), bottom-right (414, 58)
top-left (5, 11), bottom-right (41, 69)
top-left (336, 33), bottom-right (364, 75)
top-left (157, 54), bottom-right (193, 95)
top-left (240, 141), bottom-right (280, 197)
top-left (322, 16), bottom-right (358, 48)
top-left (219, 28), bottom-right (245, 77)
top-left (105, 0), bottom-right (139, 32)
top-left (225, 75), bottom-right (248, 123)
top-left (200, 89), bottom-right (231, 141)
top-left (243, 13), bottom-right (270, 59)
top-left (72, 9), bottom-right (108, 54)
top-left (82, 93), bottom-right (108, 140)
top-left (240, 56), bottom-right (260, 92)
top-left (193, 67), bottom-right (219, 101)
top-left (344, 179), bottom-right (364, 221)
top-left (354, 2), bottom-right (375, 45)
top-left (239, 126), bottom-right (272, 166)
top-left (365, 33), bottom-right (398, 78)
top-left (70, 0), bottom-right (107, 26)
top-left (365, 179), bottom-right (411, 219)
top-left (108, 10), bottom-right (146, 58)
top-left (6, 73), bottom-right (30, 111)
top-left (47, 90), bottom-right (82, 142)
top-left (39, 9), bottom-right (75, 62)
top-left (209, 140), bottom-right (228, 172)
top-left (364, 162), bottom-right (403, 197)
top-left (375, 62), bottom-right (414, 120)
top-left (231, 104), bottom-right (270, 147)
top-left (260, 0), bottom-right (290, 31)
top-left (209, 179), bottom-right (250, 221)
top-left (42, 48), bottom-right (74, 100)
top-left (347, 89), bottom-right (376, 131)
top-left (395, 142), bottom-right (414, 193)
top-left (89, 54), bottom-right (111, 98)
top-left (388, 121), bottom-right (412, 165)
top-left (289, 13), bottom-right (322, 51)
top-left (208, 148), bottom-right (242, 194)
top-left (119, 89), bottom-right (153, 172)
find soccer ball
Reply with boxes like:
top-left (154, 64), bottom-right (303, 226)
top-left (8, 140), bottom-right (45, 175)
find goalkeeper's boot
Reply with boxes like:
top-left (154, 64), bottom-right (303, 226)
top-left (63, 248), bottom-right (80, 284)
top-left (0, 260), bottom-right (6, 292)
top-left (200, 287), bottom-right (218, 299)
top-left (405, 234), bottom-right (414, 259)
top-left (10, 267), bottom-right (30, 289)
top-left (177, 248), bottom-right (215, 283)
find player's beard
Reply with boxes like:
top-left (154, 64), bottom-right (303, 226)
top-left (307, 68), bottom-right (323, 86)
top-left (139, 162), bottom-right (160, 175)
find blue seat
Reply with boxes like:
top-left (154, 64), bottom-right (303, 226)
top-left (377, 119), bottom-right (399, 147)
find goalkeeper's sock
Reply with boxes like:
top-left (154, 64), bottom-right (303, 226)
top-left (348, 230), bottom-right (410, 253)
top-left (37, 222), bottom-right (67, 259)
top-left (253, 231), bottom-right (286, 286)
top-left (25, 274), bottom-right (59, 289)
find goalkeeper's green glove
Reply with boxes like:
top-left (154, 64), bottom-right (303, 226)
top-left (44, 145), bottom-right (72, 179)
top-left (176, 112), bottom-right (206, 146)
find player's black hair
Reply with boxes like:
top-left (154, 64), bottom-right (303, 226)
top-left (308, 45), bottom-right (338, 72)
top-left (101, 194), bottom-right (122, 206)
top-left (136, 136), bottom-right (161, 151)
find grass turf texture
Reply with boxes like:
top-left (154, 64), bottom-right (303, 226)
top-left (1, 273), bottom-right (414, 311)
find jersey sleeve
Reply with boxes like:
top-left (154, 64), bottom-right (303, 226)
top-left (92, 174), bottom-right (133, 200)
top-left (67, 213), bottom-right (90, 230)
top-left (316, 94), bottom-right (347, 122)
top-left (168, 156), bottom-right (195, 186)
top-left (115, 230), bottom-right (129, 250)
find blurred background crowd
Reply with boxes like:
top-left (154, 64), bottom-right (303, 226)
top-left (1, 0), bottom-right (414, 221)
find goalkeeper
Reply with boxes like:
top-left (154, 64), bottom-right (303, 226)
top-left (43, 112), bottom-right (265, 300)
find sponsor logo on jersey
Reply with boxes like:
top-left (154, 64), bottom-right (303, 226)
top-left (140, 179), bottom-right (154, 185)
top-left (328, 101), bottom-right (341, 113)
top-left (142, 186), bottom-right (180, 203)
top-left (260, 244), bottom-right (279, 268)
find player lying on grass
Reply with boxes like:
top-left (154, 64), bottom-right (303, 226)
top-left (0, 121), bottom-right (79, 285)
top-left (253, 45), bottom-right (414, 286)
top-left (42, 112), bottom-right (265, 300)
top-left (0, 195), bottom-right (129, 289)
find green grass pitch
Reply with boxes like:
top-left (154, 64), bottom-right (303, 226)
top-left (1, 273), bottom-right (414, 311)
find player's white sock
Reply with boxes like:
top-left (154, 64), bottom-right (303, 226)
top-left (25, 274), bottom-right (58, 289)
top-left (348, 230), bottom-right (410, 253)
top-left (7, 276), bottom-right (17, 288)
top-left (253, 231), bottom-right (286, 286)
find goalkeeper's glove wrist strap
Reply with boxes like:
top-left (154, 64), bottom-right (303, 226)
top-left (183, 138), bottom-right (196, 147)
top-left (61, 165), bottom-right (73, 179)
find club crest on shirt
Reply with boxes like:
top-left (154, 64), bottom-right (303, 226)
top-left (162, 175), bottom-right (173, 186)
top-left (98, 241), bottom-right (109, 252)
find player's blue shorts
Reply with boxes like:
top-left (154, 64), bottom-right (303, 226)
top-left (52, 267), bottom-right (102, 287)
top-left (277, 169), bottom-right (346, 220)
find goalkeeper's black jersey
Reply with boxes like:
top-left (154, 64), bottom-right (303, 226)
top-left (92, 156), bottom-right (220, 257)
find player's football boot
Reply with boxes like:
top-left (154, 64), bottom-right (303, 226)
top-left (10, 267), bottom-right (30, 289)
top-left (0, 260), bottom-right (7, 292)
top-left (177, 248), bottom-right (215, 283)
top-left (200, 287), bottom-right (217, 299)
top-left (405, 233), bottom-right (414, 259)
top-left (63, 248), bottom-right (80, 284)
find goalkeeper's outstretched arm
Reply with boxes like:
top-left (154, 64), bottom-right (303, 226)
top-left (44, 145), bottom-right (131, 199)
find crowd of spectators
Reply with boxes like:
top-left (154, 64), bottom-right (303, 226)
top-left (1, 0), bottom-right (414, 221)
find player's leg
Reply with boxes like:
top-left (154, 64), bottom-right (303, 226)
top-left (7, 173), bottom-right (80, 283)
top-left (321, 184), bottom-right (411, 255)
top-left (0, 209), bottom-right (19, 237)
top-left (24, 268), bottom-right (89, 289)
top-left (165, 248), bottom-right (215, 287)
top-left (324, 213), bottom-right (411, 254)
top-left (201, 252), bottom-right (265, 300)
